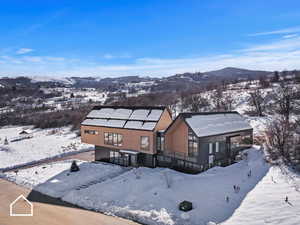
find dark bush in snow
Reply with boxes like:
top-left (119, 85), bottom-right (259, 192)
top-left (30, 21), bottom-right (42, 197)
top-left (70, 161), bottom-right (80, 172)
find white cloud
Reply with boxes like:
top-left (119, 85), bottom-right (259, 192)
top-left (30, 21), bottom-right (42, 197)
top-left (22, 56), bottom-right (43, 63)
top-left (242, 36), bottom-right (300, 52)
top-left (103, 53), bottom-right (132, 59)
top-left (283, 34), bottom-right (298, 39)
top-left (45, 57), bottom-right (65, 62)
top-left (1, 36), bottom-right (300, 77)
top-left (249, 26), bottom-right (300, 36)
top-left (103, 54), bottom-right (114, 59)
top-left (16, 48), bottom-right (34, 55)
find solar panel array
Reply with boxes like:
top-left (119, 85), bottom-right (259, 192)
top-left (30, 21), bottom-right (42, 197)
top-left (82, 107), bottom-right (164, 130)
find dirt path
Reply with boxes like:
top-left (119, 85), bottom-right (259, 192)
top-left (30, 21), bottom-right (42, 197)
top-left (0, 179), bottom-right (139, 225)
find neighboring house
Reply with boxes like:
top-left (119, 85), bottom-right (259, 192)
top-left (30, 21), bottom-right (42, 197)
top-left (161, 112), bottom-right (253, 172)
top-left (81, 106), bottom-right (253, 173)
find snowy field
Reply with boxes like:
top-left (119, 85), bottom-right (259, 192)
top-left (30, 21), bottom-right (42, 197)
top-left (4, 145), bottom-right (299, 225)
top-left (0, 126), bottom-right (92, 170)
top-left (2, 160), bottom-right (127, 198)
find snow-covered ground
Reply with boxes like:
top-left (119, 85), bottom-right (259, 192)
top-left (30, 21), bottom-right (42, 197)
top-left (61, 147), bottom-right (270, 225)
top-left (2, 146), bottom-right (299, 225)
top-left (246, 116), bottom-right (272, 136)
top-left (0, 126), bottom-right (92, 170)
top-left (221, 166), bottom-right (300, 225)
top-left (2, 160), bottom-right (127, 198)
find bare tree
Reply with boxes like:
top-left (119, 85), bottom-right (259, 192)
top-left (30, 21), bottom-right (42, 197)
top-left (182, 94), bottom-right (209, 112)
top-left (249, 89), bottom-right (265, 116)
top-left (265, 116), bottom-right (294, 159)
top-left (265, 81), bottom-right (300, 162)
top-left (222, 92), bottom-right (235, 111)
top-left (274, 82), bottom-right (298, 123)
top-left (211, 89), bottom-right (224, 111)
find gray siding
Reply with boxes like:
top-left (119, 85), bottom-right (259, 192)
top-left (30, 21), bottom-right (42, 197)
top-left (197, 129), bottom-right (253, 167)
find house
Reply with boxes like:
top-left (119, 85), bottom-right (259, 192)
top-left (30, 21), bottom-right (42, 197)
top-left (161, 112), bottom-right (253, 172)
top-left (10, 195), bottom-right (33, 216)
top-left (81, 106), bottom-right (253, 173)
top-left (81, 106), bottom-right (173, 167)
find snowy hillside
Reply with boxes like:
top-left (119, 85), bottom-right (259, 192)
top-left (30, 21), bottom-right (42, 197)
top-left (0, 126), bottom-right (92, 171)
top-left (30, 76), bottom-right (75, 85)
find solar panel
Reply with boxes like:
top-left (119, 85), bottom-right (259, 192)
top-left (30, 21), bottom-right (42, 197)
top-left (146, 109), bottom-right (163, 121)
top-left (142, 122), bottom-right (157, 130)
top-left (97, 108), bottom-right (115, 118)
top-left (81, 119), bottom-right (108, 126)
top-left (111, 109), bottom-right (132, 119)
top-left (106, 119), bottom-right (126, 128)
top-left (124, 121), bottom-right (143, 129)
top-left (129, 109), bottom-right (149, 120)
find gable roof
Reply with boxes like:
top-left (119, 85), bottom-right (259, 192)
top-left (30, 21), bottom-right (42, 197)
top-left (166, 112), bottom-right (252, 137)
top-left (81, 105), bottom-right (170, 131)
top-left (19, 129), bottom-right (33, 134)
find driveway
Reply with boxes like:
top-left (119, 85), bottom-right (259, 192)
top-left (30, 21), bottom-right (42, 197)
top-left (0, 179), bottom-right (139, 225)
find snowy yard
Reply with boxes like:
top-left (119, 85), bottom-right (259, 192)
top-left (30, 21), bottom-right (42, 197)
top-left (2, 160), bottom-right (127, 198)
top-left (62, 147), bottom-right (272, 225)
top-left (62, 147), bottom-right (300, 225)
top-left (2, 146), bottom-right (300, 225)
top-left (0, 126), bottom-right (92, 170)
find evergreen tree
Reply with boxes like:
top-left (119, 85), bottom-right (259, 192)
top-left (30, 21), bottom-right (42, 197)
top-left (70, 160), bottom-right (80, 172)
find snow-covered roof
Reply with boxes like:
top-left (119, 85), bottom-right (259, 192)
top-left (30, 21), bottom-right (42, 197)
top-left (82, 106), bottom-right (168, 131)
top-left (184, 112), bottom-right (252, 137)
top-left (19, 129), bottom-right (33, 134)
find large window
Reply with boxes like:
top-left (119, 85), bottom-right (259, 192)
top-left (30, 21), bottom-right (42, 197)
top-left (188, 130), bottom-right (198, 157)
top-left (104, 132), bottom-right (123, 146)
top-left (84, 130), bottom-right (99, 135)
top-left (140, 136), bottom-right (150, 151)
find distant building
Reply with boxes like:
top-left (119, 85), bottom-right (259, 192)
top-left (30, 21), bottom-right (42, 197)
top-left (19, 129), bottom-right (33, 135)
top-left (81, 106), bottom-right (253, 173)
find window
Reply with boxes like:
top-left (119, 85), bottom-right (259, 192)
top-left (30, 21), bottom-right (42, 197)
top-left (117, 134), bottom-right (123, 146)
top-left (215, 142), bottom-right (219, 153)
top-left (156, 135), bottom-right (165, 152)
top-left (188, 130), bottom-right (198, 157)
top-left (140, 136), bottom-right (150, 151)
top-left (209, 143), bottom-right (213, 154)
top-left (104, 132), bottom-right (109, 144)
top-left (84, 130), bottom-right (99, 135)
top-left (104, 132), bottom-right (123, 146)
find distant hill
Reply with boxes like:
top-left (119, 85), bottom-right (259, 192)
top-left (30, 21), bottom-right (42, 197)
top-left (0, 67), bottom-right (274, 91)
top-left (204, 67), bottom-right (271, 79)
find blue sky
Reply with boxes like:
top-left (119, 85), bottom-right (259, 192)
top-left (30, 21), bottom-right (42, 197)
top-left (1, 0), bottom-right (300, 77)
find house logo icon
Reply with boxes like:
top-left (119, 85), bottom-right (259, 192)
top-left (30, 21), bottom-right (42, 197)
top-left (10, 195), bottom-right (33, 216)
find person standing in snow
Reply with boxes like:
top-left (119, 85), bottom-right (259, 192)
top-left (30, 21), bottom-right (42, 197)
top-left (226, 196), bottom-right (229, 202)
top-left (285, 196), bottom-right (288, 203)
